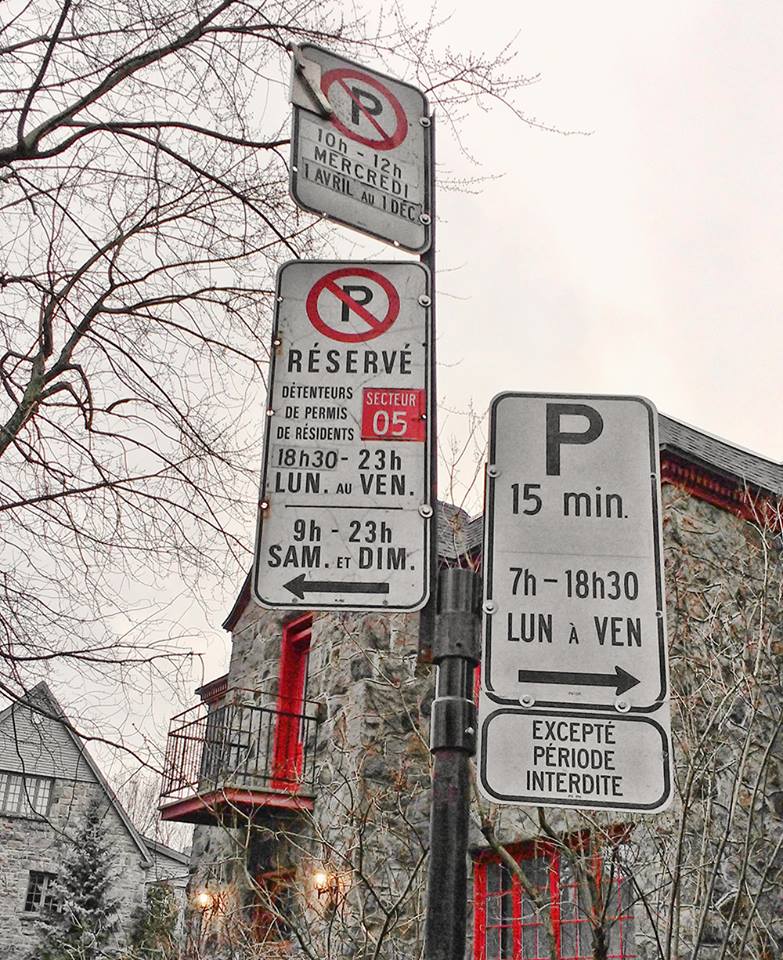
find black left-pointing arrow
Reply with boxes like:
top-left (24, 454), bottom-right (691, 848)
top-left (283, 574), bottom-right (390, 600)
top-left (517, 665), bottom-right (640, 697)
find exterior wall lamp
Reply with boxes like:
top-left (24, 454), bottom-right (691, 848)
top-left (312, 868), bottom-right (345, 907)
top-left (193, 887), bottom-right (229, 916)
top-left (193, 889), bottom-right (215, 912)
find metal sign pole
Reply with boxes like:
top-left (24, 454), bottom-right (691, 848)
top-left (420, 111), bottom-right (479, 960)
top-left (424, 567), bottom-right (481, 960)
top-left (284, 53), bottom-right (478, 956)
top-left (420, 107), bottom-right (481, 945)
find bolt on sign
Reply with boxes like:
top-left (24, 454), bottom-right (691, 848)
top-left (477, 393), bottom-right (673, 812)
top-left (253, 261), bottom-right (433, 611)
top-left (289, 44), bottom-right (431, 253)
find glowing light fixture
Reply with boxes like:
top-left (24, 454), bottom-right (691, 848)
top-left (193, 890), bottom-right (214, 911)
top-left (312, 870), bottom-right (329, 893)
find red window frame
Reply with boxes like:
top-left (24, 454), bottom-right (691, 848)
top-left (271, 614), bottom-right (312, 791)
top-left (253, 869), bottom-right (294, 945)
top-left (473, 834), bottom-right (636, 960)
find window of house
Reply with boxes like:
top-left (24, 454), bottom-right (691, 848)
top-left (24, 871), bottom-right (59, 913)
top-left (474, 838), bottom-right (636, 960)
top-left (0, 771), bottom-right (53, 817)
top-left (271, 614), bottom-right (312, 791)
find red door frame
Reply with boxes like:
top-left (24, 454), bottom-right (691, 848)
top-left (271, 614), bottom-right (312, 790)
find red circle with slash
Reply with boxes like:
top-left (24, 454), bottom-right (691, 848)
top-left (321, 69), bottom-right (408, 150)
top-left (306, 267), bottom-right (400, 343)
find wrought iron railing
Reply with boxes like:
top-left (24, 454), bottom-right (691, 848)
top-left (160, 687), bottom-right (321, 804)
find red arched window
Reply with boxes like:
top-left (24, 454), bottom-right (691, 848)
top-left (271, 614), bottom-right (312, 791)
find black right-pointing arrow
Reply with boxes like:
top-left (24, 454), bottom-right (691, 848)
top-left (517, 665), bottom-right (640, 697)
top-left (284, 573), bottom-right (390, 600)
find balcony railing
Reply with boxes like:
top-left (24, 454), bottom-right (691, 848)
top-left (159, 686), bottom-right (321, 823)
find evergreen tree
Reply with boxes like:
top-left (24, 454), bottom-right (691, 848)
top-left (33, 798), bottom-right (120, 960)
top-left (127, 882), bottom-right (178, 959)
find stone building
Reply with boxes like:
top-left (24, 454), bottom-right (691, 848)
top-left (0, 682), bottom-right (189, 959)
top-left (159, 414), bottom-right (782, 960)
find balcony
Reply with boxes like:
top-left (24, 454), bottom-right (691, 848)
top-left (159, 686), bottom-right (321, 825)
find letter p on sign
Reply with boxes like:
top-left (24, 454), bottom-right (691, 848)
top-left (546, 403), bottom-right (604, 476)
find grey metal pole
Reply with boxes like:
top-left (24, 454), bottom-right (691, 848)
top-left (419, 109), bottom-right (438, 662)
top-left (424, 566), bottom-right (482, 960)
top-left (419, 109), bottom-right (481, 960)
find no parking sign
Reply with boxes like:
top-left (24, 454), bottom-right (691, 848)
top-left (305, 266), bottom-right (400, 342)
top-left (290, 45), bottom-right (431, 252)
top-left (253, 261), bottom-right (433, 611)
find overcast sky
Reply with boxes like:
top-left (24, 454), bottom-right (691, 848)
top-left (418, 0), bottom-right (782, 491)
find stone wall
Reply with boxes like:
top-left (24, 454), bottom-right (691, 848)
top-left (0, 779), bottom-right (152, 959)
top-left (186, 603), bottom-right (433, 958)
top-left (632, 486), bottom-right (782, 959)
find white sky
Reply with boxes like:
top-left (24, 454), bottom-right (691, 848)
top-left (425, 0), bottom-right (782, 478)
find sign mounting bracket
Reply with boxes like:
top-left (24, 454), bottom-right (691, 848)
top-left (289, 43), bottom-right (334, 117)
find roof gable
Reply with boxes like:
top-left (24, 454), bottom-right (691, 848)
top-left (0, 683), bottom-right (98, 783)
top-left (0, 683), bottom-right (152, 866)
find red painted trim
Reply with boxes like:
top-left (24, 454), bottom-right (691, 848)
top-left (660, 453), bottom-right (775, 525)
top-left (218, 787), bottom-right (313, 809)
top-left (594, 841), bottom-right (604, 923)
top-left (511, 867), bottom-right (522, 960)
top-left (272, 615), bottom-right (312, 790)
top-left (195, 674), bottom-right (228, 704)
top-left (550, 849), bottom-right (561, 958)
top-left (473, 831), bottom-right (636, 960)
top-left (473, 858), bottom-right (487, 960)
top-left (159, 788), bottom-right (315, 823)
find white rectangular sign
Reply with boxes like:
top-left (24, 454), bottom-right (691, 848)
top-left (478, 702), bottom-right (672, 812)
top-left (253, 261), bottom-right (432, 611)
top-left (478, 392), bottom-right (672, 812)
top-left (290, 45), bottom-right (431, 253)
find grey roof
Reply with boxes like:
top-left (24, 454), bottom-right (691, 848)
top-left (143, 836), bottom-right (190, 867)
top-left (436, 414), bottom-right (782, 558)
top-left (658, 414), bottom-right (782, 495)
top-left (0, 683), bottom-right (153, 867)
top-left (436, 501), bottom-right (483, 560)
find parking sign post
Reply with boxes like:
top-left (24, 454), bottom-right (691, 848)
top-left (282, 48), bottom-right (472, 958)
top-left (478, 393), bottom-right (673, 813)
